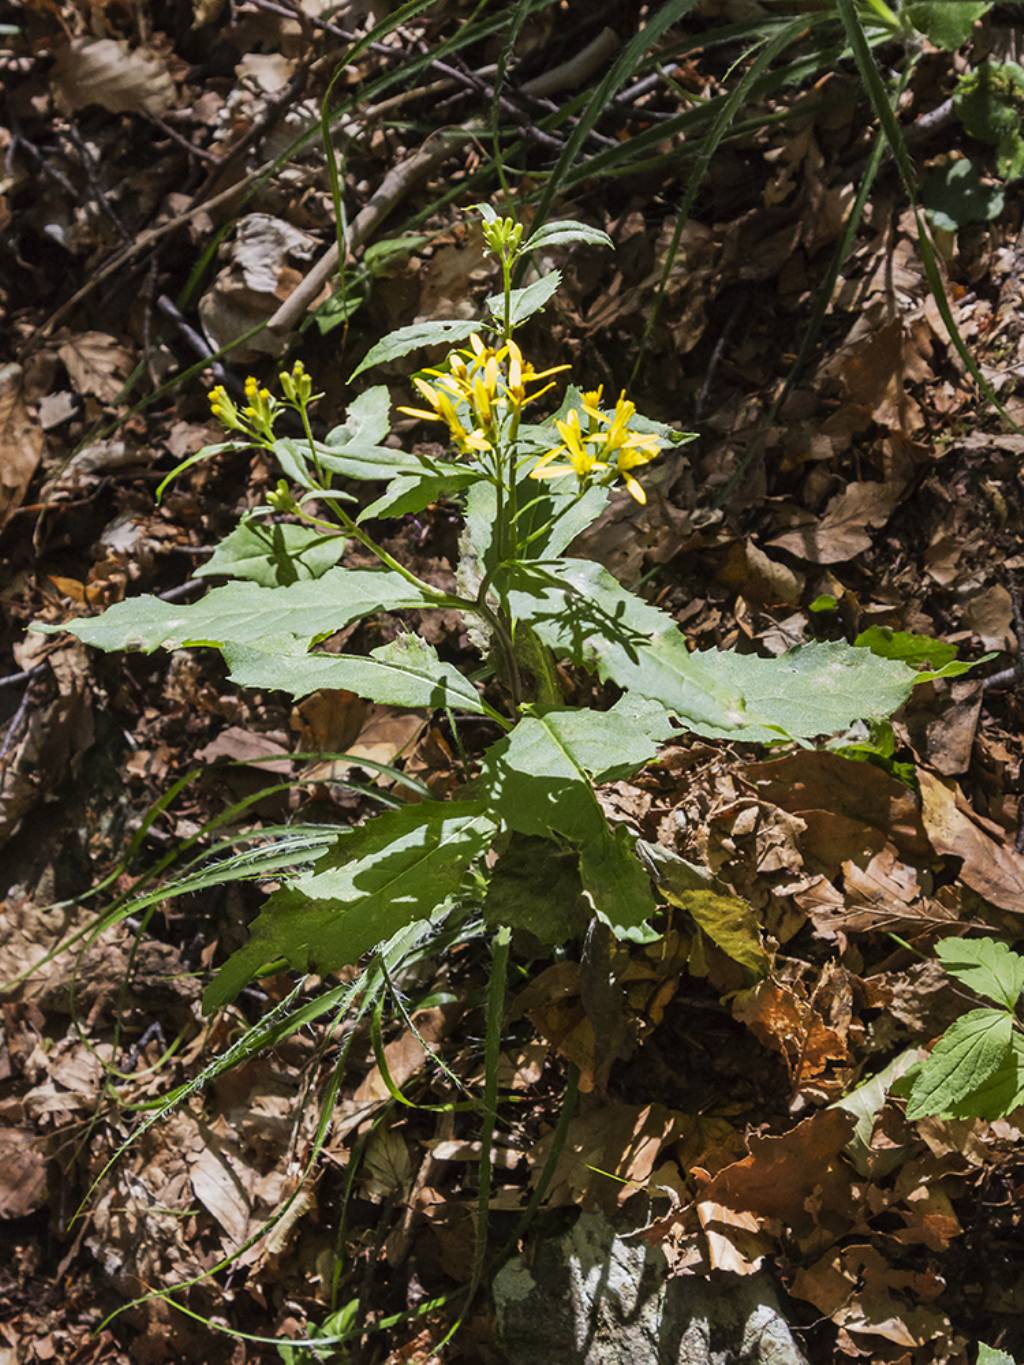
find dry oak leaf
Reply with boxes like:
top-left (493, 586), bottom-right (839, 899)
top-left (767, 479), bottom-right (904, 564)
top-left (51, 38), bottom-right (176, 116)
top-left (744, 749), bottom-right (931, 861)
top-left (0, 364), bottom-right (43, 529)
top-left (790, 1242), bottom-right (954, 1350)
top-left (58, 332), bottom-right (135, 404)
top-left (693, 1108), bottom-right (857, 1273)
top-left (918, 769), bottom-right (1024, 915)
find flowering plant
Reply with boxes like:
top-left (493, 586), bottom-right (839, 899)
top-left (38, 208), bottom-right (925, 1007)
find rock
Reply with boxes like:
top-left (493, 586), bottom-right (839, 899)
top-left (493, 1210), bottom-right (807, 1365)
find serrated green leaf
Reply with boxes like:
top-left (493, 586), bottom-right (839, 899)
top-left (222, 632), bottom-right (491, 713)
top-left (944, 1031), bottom-right (1024, 1120)
top-left (196, 519), bottom-right (346, 587)
top-left (481, 708), bottom-right (659, 941)
top-left (978, 1341), bottom-right (1018, 1365)
top-left (358, 467), bottom-right (479, 522)
top-left (204, 800), bottom-right (497, 1009)
top-left (935, 937), bottom-right (1024, 1010)
top-left (905, 1008), bottom-right (1013, 1120)
top-left (662, 888), bottom-right (769, 977)
top-left (483, 834), bottom-right (587, 944)
top-left (349, 321), bottom-right (482, 380)
top-left (33, 567), bottom-right (442, 653)
top-left (521, 220), bottom-right (614, 254)
top-left (486, 270), bottom-right (561, 327)
top-left (505, 559), bottom-right (917, 741)
top-left (905, 1), bottom-right (992, 49)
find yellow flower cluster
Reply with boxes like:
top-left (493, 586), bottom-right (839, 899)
top-left (208, 375), bottom-right (279, 441)
top-left (530, 388), bottom-right (663, 504)
top-left (398, 334), bottom-right (569, 457)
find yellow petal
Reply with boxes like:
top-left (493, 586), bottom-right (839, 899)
top-left (621, 470), bottom-right (647, 504)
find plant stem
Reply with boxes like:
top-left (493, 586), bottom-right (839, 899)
top-left (501, 253), bottom-right (513, 339)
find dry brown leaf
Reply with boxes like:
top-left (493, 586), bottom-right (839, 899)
top-left (716, 538), bottom-right (804, 605)
top-left (51, 38), bottom-right (176, 116)
top-left (902, 679), bottom-right (983, 776)
top-left (0, 365), bottom-right (43, 529)
top-left (732, 971), bottom-right (853, 1096)
top-left (57, 332), bottom-right (135, 403)
top-left (535, 1101), bottom-right (686, 1210)
top-left (188, 1144), bottom-right (251, 1245)
top-left (963, 583), bottom-right (1014, 651)
top-left (695, 1108), bottom-right (857, 1253)
top-left (768, 480), bottom-right (904, 564)
top-left (790, 1242), bottom-right (954, 1350)
top-left (918, 769), bottom-right (1024, 914)
top-left (0, 1129), bottom-right (47, 1219)
top-left (744, 749), bottom-right (931, 861)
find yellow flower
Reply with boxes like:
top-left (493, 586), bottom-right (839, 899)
top-left (279, 358), bottom-right (314, 407)
top-left (397, 377), bottom-right (492, 455)
top-left (401, 334), bottom-right (571, 458)
top-left (208, 383), bottom-right (245, 432)
top-left (528, 387), bottom-right (663, 501)
top-left (530, 410), bottom-right (608, 482)
top-left (505, 339), bottom-right (571, 408)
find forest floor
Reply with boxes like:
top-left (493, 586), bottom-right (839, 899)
top-left (3, 2), bottom-right (1024, 1362)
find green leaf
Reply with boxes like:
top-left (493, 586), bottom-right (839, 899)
top-left (204, 800), bottom-right (497, 1009)
top-left (196, 519), bottom-right (346, 587)
top-left (222, 632), bottom-right (492, 713)
top-left (904, 1008), bottom-right (1013, 1120)
top-left (349, 320), bottom-right (482, 380)
top-left (483, 834), bottom-right (588, 945)
top-left (855, 624), bottom-right (958, 670)
top-left (833, 1047), bottom-right (925, 1176)
top-left (521, 220), bottom-right (614, 254)
top-left (809, 594), bottom-right (839, 613)
top-left (580, 822), bottom-right (660, 943)
top-left (946, 1031), bottom-right (1024, 1120)
top-left (663, 888), bottom-right (769, 977)
top-left (506, 559), bottom-right (917, 741)
top-left (486, 270), bottom-right (561, 327)
top-left (463, 474), bottom-right (608, 579)
top-left (364, 234), bottom-right (429, 273)
top-left (481, 708), bottom-right (659, 941)
top-left (922, 159), bottom-right (1005, 233)
top-left (34, 567), bottom-right (442, 653)
top-left (978, 1342), bottom-right (1018, 1365)
top-left (285, 439), bottom-right (441, 484)
top-left (904, 1), bottom-right (992, 48)
top-left (324, 386), bottom-right (392, 449)
top-left (935, 937), bottom-right (1024, 1010)
top-left (954, 61), bottom-right (1024, 179)
top-left (358, 467), bottom-right (478, 522)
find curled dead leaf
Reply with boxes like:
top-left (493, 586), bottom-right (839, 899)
top-left (52, 38), bottom-right (176, 116)
top-left (0, 365), bottom-right (43, 530)
top-left (918, 769), bottom-right (1024, 915)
